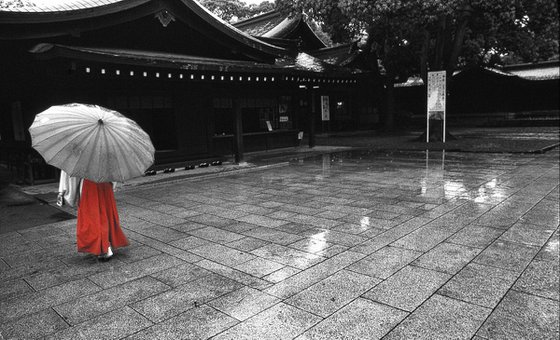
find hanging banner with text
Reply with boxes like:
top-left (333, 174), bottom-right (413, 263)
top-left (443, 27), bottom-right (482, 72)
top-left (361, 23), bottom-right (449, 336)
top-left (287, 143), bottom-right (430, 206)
top-left (321, 95), bottom-right (330, 121)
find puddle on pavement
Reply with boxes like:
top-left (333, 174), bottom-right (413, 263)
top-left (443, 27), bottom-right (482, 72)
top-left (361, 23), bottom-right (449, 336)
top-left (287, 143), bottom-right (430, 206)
top-left (285, 148), bottom-right (516, 204)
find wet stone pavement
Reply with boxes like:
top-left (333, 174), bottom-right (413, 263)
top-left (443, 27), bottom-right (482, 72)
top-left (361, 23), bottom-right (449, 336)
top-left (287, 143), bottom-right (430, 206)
top-left (1, 148), bottom-right (559, 339)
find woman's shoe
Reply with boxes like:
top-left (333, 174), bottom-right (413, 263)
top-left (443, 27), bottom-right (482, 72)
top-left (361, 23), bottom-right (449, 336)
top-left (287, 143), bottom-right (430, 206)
top-left (98, 246), bottom-right (114, 262)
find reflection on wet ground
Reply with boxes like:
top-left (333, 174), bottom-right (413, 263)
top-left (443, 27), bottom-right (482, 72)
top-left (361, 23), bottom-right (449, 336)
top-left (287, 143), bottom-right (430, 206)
top-left (1, 147), bottom-right (558, 339)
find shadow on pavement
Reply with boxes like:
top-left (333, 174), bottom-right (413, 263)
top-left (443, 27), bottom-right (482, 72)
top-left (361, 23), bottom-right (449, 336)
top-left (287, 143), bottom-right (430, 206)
top-left (0, 167), bottom-right (75, 234)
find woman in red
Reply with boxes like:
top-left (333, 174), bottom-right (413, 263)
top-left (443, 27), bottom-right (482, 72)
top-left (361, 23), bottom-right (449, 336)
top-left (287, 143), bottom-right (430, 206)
top-left (76, 179), bottom-right (128, 260)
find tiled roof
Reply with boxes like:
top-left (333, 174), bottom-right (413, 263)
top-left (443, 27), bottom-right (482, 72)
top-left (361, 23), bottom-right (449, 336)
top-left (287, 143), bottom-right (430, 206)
top-left (0, 0), bottom-right (124, 12)
top-left (234, 11), bottom-right (286, 36)
top-left (505, 65), bottom-right (559, 80)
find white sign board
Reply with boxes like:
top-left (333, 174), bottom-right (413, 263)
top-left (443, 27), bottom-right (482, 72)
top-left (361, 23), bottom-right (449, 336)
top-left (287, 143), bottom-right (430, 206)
top-left (321, 95), bottom-right (330, 121)
top-left (426, 71), bottom-right (447, 142)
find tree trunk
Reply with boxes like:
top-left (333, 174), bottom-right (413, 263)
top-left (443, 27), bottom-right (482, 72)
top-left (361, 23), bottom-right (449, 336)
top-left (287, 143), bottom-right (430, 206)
top-left (384, 75), bottom-right (395, 131)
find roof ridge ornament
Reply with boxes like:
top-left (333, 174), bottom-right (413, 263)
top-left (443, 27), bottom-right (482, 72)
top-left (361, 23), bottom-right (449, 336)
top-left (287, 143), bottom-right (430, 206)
top-left (155, 10), bottom-right (175, 28)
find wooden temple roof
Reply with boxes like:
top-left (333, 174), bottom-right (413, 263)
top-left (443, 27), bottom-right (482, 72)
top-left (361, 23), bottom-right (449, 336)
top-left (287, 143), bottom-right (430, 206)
top-left (1, 0), bottom-right (365, 81)
top-left (0, 0), bottom-right (288, 63)
top-left (234, 11), bottom-right (326, 51)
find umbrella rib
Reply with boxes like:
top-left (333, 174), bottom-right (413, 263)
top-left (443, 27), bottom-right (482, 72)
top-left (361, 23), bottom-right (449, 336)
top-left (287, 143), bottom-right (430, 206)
top-left (40, 127), bottom-right (96, 165)
top-left (106, 124), bottom-right (140, 181)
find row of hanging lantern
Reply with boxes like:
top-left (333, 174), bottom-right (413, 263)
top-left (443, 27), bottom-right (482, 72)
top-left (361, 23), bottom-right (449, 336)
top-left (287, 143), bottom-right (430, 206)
top-left (83, 66), bottom-right (358, 84)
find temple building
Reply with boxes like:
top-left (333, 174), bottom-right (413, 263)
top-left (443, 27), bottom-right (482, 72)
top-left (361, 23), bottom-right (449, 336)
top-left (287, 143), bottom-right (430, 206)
top-left (0, 0), bottom-right (366, 184)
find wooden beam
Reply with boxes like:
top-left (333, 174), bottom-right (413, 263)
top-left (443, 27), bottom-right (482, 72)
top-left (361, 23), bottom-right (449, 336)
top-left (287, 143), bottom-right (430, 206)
top-left (233, 97), bottom-right (244, 163)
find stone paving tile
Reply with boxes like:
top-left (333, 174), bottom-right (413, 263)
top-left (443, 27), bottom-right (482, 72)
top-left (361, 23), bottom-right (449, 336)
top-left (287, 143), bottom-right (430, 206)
top-left (295, 298), bottom-right (408, 340)
top-left (242, 227), bottom-right (303, 245)
top-left (188, 214), bottom-right (236, 228)
top-left (350, 216), bottom-right (432, 254)
top-left (279, 203), bottom-right (322, 215)
top-left (347, 246), bottom-right (423, 279)
top-left (125, 305), bottom-right (238, 340)
top-left (124, 230), bottom-right (194, 258)
top-left (438, 262), bottom-right (518, 308)
top-left (0, 278), bottom-right (33, 300)
top-left (0, 258), bottom-right (9, 271)
top-left (262, 266), bottom-right (301, 283)
top-left (284, 214), bottom-right (343, 229)
top-left (535, 230), bottom-right (559, 262)
top-left (0, 278), bottom-right (100, 323)
top-left (304, 229), bottom-right (368, 247)
top-left (513, 259), bottom-right (559, 301)
top-left (0, 237), bottom-right (46, 258)
top-left (150, 263), bottom-right (211, 287)
top-left (498, 221), bottom-right (555, 247)
top-left (131, 273), bottom-right (242, 323)
top-left (186, 226), bottom-right (245, 244)
top-left (267, 210), bottom-right (298, 219)
top-left (322, 204), bottom-right (372, 216)
top-left (363, 265), bottom-right (451, 312)
top-left (219, 221), bottom-right (260, 234)
top-left (133, 211), bottom-right (187, 227)
top-left (115, 245), bottom-right (162, 263)
top-left (233, 257), bottom-right (285, 278)
top-left (474, 200), bottom-right (535, 229)
top-left (235, 214), bottom-right (289, 228)
top-left (260, 201), bottom-right (285, 208)
top-left (196, 259), bottom-right (272, 290)
top-left (45, 306), bottom-right (152, 340)
top-left (22, 258), bottom-right (123, 291)
top-left (169, 235), bottom-right (212, 250)
top-left (473, 239), bottom-right (540, 273)
top-left (226, 236), bottom-right (271, 252)
top-left (88, 254), bottom-right (185, 288)
top-left (195, 205), bottom-right (250, 220)
top-left (286, 269), bottom-right (380, 317)
top-left (477, 290), bottom-right (559, 340)
top-left (2, 243), bottom-right (77, 268)
top-left (167, 221), bottom-right (207, 233)
top-left (275, 222), bottom-right (316, 235)
top-left (123, 223), bottom-right (189, 243)
top-left (314, 244), bottom-right (349, 258)
top-left (519, 198), bottom-right (560, 227)
top-left (341, 216), bottom-right (401, 230)
top-left (412, 242), bottom-right (481, 275)
top-left (314, 210), bottom-right (349, 220)
top-left (0, 308), bottom-right (68, 340)
top-left (385, 294), bottom-right (491, 340)
top-left (391, 225), bottom-right (455, 252)
top-left (447, 225), bottom-right (504, 248)
top-left (212, 302), bottom-right (322, 340)
top-left (54, 276), bottom-right (170, 325)
top-left (208, 286), bottom-right (281, 321)
top-left (189, 243), bottom-right (255, 267)
top-left (264, 251), bottom-right (365, 299)
top-left (251, 244), bottom-right (325, 270)
top-left (0, 258), bottom-right (64, 282)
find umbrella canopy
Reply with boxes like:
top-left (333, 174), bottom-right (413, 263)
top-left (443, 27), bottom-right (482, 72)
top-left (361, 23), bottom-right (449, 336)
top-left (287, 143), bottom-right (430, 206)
top-left (29, 103), bottom-right (155, 183)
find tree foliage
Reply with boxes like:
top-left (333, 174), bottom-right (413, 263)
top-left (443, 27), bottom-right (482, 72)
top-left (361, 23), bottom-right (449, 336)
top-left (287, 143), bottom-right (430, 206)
top-left (200, 0), bottom-right (275, 22)
top-left (277, 0), bottom-right (558, 72)
top-left (0, 0), bottom-right (34, 8)
top-left (277, 0), bottom-right (559, 128)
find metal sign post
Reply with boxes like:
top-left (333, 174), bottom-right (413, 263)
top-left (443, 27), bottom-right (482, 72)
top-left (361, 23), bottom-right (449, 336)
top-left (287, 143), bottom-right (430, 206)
top-left (426, 71), bottom-right (446, 142)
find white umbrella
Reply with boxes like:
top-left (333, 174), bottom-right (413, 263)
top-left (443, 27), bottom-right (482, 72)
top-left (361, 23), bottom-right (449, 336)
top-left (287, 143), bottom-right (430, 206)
top-left (29, 103), bottom-right (155, 183)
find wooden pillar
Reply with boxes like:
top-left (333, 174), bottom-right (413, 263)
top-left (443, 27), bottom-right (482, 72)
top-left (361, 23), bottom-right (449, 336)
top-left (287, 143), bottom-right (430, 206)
top-left (308, 90), bottom-right (316, 148)
top-left (233, 98), bottom-right (244, 163)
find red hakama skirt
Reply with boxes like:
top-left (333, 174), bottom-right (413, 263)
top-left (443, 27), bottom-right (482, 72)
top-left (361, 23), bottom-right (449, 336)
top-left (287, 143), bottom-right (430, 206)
top-left (76, 180), bottom-right (128, 255)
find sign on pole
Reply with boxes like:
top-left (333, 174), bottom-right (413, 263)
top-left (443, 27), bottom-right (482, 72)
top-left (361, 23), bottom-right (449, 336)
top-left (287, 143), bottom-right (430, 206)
top-left (426, 71), bottom-right (446, 142)
top-left (321, 95), bottom-right (330, 121)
